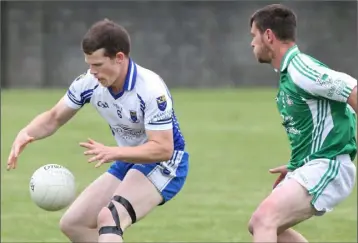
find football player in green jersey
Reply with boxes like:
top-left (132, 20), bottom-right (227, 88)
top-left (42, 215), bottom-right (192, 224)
top-left (248, 4), bottom-right (357, 243)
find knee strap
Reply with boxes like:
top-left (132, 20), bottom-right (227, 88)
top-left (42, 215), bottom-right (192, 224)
top-left (98, 195), bottom-right (137, 236)
top-left (112, 195), bottom-right (137, 224)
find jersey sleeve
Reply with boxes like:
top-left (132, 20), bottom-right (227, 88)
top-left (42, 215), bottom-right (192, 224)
top-left (288, 55), bottom-right (357, 103)
top-left (144, 85), bottom-right (173, 131)
top-left (63, 70), bottom-right (96, 109)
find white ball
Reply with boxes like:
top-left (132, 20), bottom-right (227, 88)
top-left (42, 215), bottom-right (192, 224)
top-left (29, 164), bottom-right (76, 211)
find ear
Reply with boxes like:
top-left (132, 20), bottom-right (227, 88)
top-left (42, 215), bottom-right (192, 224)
top-left (264, 29), bottom-right (275, 43)
top-left (115, 52), bottom-right (125, 63)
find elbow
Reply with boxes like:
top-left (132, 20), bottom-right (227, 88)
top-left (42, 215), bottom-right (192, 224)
top-left (160, 144), bottom-right (174, 161)
top-left (348, 86), bottom-right (357, 113)
top-left (46, 110), bottom-right (62, 131)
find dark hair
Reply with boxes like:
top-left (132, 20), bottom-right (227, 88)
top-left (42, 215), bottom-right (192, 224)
top-left (250, 4), bottom-right (297, 41)
top-left (81, 19), bottom-right (131, 57)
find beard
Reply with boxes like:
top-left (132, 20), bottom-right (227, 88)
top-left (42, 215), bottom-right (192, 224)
top-left (258, 57), bottom-right (270, 63)
top-left (256, 44), bottom-right (272, 64)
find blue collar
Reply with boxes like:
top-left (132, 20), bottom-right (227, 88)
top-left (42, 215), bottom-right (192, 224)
top-left (108, 58), bottom-right (137, 99)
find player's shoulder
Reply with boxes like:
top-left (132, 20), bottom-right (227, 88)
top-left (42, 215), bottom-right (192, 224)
top-left (287, 52), bottom-right (335, 83)
top-left (288, 52), bottom-right (331, 74)
top-left (134, 64), bottom-right (168, 97)
top-left (71, 69), bottom-right (98, 88)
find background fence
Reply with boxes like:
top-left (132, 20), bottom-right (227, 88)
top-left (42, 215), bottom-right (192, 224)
top-left (1, 1), bottom-right (357, 88)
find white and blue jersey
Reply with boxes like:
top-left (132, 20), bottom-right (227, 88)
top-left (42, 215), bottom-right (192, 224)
top-left (63, 59), bottom-right (189, 204)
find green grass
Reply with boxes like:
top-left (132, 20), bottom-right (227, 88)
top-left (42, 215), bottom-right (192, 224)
top-left (1, 88), bottom-right (356, 242)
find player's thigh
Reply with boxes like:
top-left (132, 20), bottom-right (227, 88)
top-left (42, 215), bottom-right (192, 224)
top-left (252, 155), bottom-right (356, 232)
top-left (250, 177), bottom-right (315, 232)
top-left (107, 151), bottom-right (189, 230)
top-left (112, 169), bottom-right (163, 227)
top-left (60, 172), bottom-right (121, 228)
top-left (273, 178), bottom-right (315, 231)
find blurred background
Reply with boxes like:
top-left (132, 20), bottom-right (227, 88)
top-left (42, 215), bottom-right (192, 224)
top-left (1, 1), bottom-right (357, 242)
top-left (1, 1), bottom-right (357, 88)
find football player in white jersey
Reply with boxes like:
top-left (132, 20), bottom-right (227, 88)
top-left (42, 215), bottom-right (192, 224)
top-left (7, 19), bottom-right (189, 243)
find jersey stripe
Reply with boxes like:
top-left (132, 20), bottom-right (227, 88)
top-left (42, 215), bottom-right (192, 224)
top-left (316, 100), bottom-right (327, 152)
top-left (306, 99), bottom-right (334, 154)
top-left (291, 58), bottom-right (319, 81)
top-left (67, 85), bottom-right (98, 107)
top-left (67, 90), bottom-right (82, 106)
top-left (157, 75), bottom-right (185, 151)
top-left (319, 101), bottom-right (334, 150)
top-left (310, 159), bottom-right (340, 204)
top-left (126, 60), bottom-right (136, 91)
top-left (162, 150), bottom-right (184, 176)
top-left (147, 150), bottom-right (185, 189)
top-left (149, 119), bottom-right (173, 125)
top-left (280, 45), bottom-right (299, 71)
top-left (314, 100), bottom-right (326, 153)
top-left (343, 86), bottom-right (353, 98)
top-left (137, 94), bottom-right (146, 117)
top-left (291, 59), bottom-right (316, 81)
top-left (306, 99), bottom-right (318, 153)
top-left (296, 55), bottom-right (320, 78)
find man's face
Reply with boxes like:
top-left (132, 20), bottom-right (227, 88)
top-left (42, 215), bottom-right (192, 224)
top-left (250, 22), bottom-right (273, 64)
top-left (84, 48), bottom-right (124, 87)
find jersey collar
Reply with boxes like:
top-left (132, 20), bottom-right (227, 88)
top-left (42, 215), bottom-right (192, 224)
top-left (123, 58), bottom-right (137, 91)
top-left (108, 58), bottom-right (137, 99)
top-left (280, 45), bottom-right (300, 72)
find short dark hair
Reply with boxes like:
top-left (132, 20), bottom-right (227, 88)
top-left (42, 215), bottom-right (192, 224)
top-left (81, 19), bottom-right (131, 57)
top-left (250, 4), bottom-right (297, 41)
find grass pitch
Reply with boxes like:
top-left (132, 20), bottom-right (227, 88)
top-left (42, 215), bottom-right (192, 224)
top-left (1, 88), bottom-right (356, 242)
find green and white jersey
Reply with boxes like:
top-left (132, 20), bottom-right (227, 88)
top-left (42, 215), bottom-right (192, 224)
top-left (277, 45), bottom-right (357, 171)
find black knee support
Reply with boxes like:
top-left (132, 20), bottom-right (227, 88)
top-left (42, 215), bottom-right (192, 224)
top-left (98, 195), bottom-right (137, 237)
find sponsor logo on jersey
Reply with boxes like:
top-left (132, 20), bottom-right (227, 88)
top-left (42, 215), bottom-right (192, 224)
top-left (329, 79), bottom-right (347, 98)
top-left (109, 124), bottom-right (145, 140)
top-left (316, 73), bottom-right (347, 98)
top-left (316, 73), bottom-right (330, 87)
top-left (97, 101), bottom-right (109, 108)
top-left (151, 110), bottom-right (172, 122)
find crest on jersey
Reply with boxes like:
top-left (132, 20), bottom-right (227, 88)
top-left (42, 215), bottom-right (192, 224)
top-left (286, 95), bottom-right (293, 106)
top-left (156, 95), bottom-right (167, 111)
top-left (129, 110), bottom-right (139, 123)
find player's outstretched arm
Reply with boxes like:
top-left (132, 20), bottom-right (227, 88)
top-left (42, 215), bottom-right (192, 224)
top-left (7, 98), bottom-right (78, 170)
top-left (20, 98), bottom-right (78, 140)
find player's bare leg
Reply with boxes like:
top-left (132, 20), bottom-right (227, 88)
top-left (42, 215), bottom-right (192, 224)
top-left (97, 169), bottom-right (163, 243)
top-left (59, 172), bottom-right (121, 242)
top-left (248, 179), bottom-right (315, 242)
top-left (278, 228), bottom-right (308, 243)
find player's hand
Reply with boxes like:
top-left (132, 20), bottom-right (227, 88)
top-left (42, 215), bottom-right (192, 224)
top-left (7, 131), bottom-right (35, 171)
top-left (79, 138), bottom-right (118, 168)
top-left (269, 165), bottom-right (288, 189)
